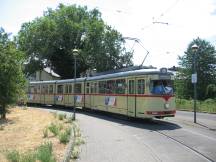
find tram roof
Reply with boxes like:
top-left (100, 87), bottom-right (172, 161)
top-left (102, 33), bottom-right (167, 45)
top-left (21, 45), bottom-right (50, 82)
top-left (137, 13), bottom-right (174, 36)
top-left (29, 68), bottom-right (173, 84)
top-left (86, 68), bottom-right (173, 81)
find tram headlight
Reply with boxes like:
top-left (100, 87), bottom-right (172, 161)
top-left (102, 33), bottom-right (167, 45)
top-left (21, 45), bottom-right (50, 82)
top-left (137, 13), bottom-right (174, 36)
top-left (164, 103), bottom-right (169, 109)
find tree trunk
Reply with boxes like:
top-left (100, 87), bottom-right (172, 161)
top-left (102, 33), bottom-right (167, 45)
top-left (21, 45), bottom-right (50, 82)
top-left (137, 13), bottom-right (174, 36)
top-left (0, 105), bottom-right (6, 119)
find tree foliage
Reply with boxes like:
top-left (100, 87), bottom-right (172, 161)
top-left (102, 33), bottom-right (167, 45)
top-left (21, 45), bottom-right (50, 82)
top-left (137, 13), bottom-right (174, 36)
top-left (0, 28), bottom-right (26, 119)
top-left (176, 38), bottom-right (216, 100)
top-left (18, 4), bottom-right (133, 79)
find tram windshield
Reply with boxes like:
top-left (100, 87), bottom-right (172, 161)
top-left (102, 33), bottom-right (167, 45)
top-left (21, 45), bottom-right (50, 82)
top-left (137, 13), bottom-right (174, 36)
top-left (150, 80), bottom-right (174, 95)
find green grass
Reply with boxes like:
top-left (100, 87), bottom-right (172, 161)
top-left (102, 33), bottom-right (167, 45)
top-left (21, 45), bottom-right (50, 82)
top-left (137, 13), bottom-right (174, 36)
top-left (6, 150), bottom-right (20, 162)
top-left (176, 98), bottom-right (216, 113)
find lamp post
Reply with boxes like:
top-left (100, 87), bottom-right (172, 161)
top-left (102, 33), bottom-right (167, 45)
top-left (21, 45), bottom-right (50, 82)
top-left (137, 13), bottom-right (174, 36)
top-left (72, 49), bottom-right (79, 120)
top-left (191, 44), bottom-right (198, 123)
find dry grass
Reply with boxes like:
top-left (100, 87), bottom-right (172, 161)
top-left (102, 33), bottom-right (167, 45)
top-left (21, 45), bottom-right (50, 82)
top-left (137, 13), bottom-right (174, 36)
top-left (0, 107), bottom-right (70, 162)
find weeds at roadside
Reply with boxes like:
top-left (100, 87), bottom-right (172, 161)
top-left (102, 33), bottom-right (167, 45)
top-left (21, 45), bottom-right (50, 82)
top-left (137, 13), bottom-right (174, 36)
top-left (6, 150), bottom-right (20, 162)
top-left (52, 112), bottom-right (57, 119)
top-left (20, 151), bottom-right (36, 162)
top-left (43, 127), bottom-right (48, 138)
top-left (6, 142), bottom-right (56, 162)
top-left (0, 125), bottom-right (4, 131)
top-left (58, 114), bottom-right (65, 120)
top-left (48, 123), bottom-right (59, 136)
top-left (65, 115), bottom-right (73, 123)
top-left (71, 146), bottom-right (80, 160)
top-left (70, 123), bottom-right (85, 160)
top-left (74, 137), bottom-right (85, 146)
top-left (37, 142), bottom-right (56, 162)
top-left (59, 131), bottom-right (70, 144)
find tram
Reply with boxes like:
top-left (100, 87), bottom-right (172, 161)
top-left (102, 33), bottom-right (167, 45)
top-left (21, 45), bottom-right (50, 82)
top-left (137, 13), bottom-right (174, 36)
top-left (27, 67), bottom-right (176, 119)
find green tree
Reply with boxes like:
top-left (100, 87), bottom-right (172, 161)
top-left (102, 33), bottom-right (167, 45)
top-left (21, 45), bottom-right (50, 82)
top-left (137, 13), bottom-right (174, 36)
top-left (0, 28), bottom-right (26, 119)
top-left (18, 4), bottom-right (133, 79)
top-left (206, 84), bottom-right (216, 99)
top-left (177, 38), bottom-right (216, 100)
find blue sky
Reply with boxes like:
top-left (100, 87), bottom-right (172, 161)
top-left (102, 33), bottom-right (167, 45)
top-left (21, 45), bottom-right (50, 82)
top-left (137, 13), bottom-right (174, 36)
top-left (1, 0), bottom-right (216, 68)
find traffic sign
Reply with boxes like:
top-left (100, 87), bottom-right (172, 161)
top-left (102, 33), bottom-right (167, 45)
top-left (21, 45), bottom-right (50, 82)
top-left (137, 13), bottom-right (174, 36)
top-left (191, 74), bottom-right (197, 83)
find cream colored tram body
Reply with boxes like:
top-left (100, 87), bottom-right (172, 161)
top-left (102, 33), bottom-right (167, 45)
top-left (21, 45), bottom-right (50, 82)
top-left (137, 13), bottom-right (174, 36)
top-left (27, 68), bottom-right (176, 119)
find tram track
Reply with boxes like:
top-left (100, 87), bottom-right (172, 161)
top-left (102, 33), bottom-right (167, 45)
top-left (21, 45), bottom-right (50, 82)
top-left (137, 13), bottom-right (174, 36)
top-left (153, 120), bottom-right (215, 162)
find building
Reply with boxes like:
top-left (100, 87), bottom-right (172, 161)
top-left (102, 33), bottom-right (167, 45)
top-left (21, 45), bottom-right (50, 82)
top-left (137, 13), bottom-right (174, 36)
top-left (28, 67), bottom-right (60, 81)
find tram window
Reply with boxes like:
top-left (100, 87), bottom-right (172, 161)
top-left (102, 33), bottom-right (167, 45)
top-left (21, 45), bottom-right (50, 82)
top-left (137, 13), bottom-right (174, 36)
top-left (116, 79), bottom-right (126, 94)
top-left (29, 86), bottom-right (34, 93)
top-left (57, 85), bottom-right (63, 94)
top-left (137, 79), bottom-right (145, 94)
top-left (94, 83), bottom-right (97, 93)
top-left (37, 85), bottom-right (41, 93)
top-left (49, 85), bottom-right (53, 94)
top-left (91, 83), bottom-right (94, 93)
top-left (68, 85), bottom-right (72, 93)
top-left (86, 82), bottom-right (90, 94)
top-left (99, 81), bottom-right (106, 94)
top-left (107, 80), bottom-right (115, 94)
top-left (74, 83), bottom-right (82, 94)
top-left (65, 85), bottom-right (68, 94)
top-left (150, 80), bottom-right (173, 95)
top-left (45, 85), bottom-right (48, 94)
top-left (41, 85), bottom-right (45, 94)
top-left (129, 80), bottom-right (135, 94)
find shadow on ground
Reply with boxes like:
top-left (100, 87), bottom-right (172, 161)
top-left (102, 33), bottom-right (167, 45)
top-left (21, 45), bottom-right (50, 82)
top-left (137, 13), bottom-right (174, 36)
top-left (30, 105), bottom-right (181, 131)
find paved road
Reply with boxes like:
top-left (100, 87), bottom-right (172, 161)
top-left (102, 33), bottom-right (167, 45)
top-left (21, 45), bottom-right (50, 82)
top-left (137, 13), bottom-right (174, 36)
top-left (36, 107), bottom-right (216, 162)
top-left (76, 111), bottom-right (216, 162)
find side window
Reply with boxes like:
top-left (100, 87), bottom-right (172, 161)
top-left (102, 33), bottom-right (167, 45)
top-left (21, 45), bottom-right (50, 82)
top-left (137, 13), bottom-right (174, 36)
top-left (57, 85), bottom-right (63, 94)
top-left (65, 85), bottom-right (68, 94)
top-left (116, 79), bottom-right (126, 94)
top-left (107, 80), bottom-right (115, 94)
top-left (41, 85), bottom-right (45, 94)
top-left (86, 82), bottom-right (90, 94)
top-left (74, 83), bottom-right (82, 94)
top-left (90, 83), bottom-right (94, 93)
top-left (49, 85), bottom-right (53, 94)
top-left (94, 83), bottom-right (98, 93)
top-left (68, 85), bottom-right (72, 94)
top-left (37, 85), bottom-right (41, 93)
top-left (129, 80), bottom-right (135, 94)
top-left (29, 86), bottom-right (36, 93)
top-left (45, 85), bottom-right (48, 94)
top-left (99, 81), bottom-right (106, 94)
top-left (137, 79), bottom-right (145, 94)
top-left (33, 86), bottom-right (37, 93)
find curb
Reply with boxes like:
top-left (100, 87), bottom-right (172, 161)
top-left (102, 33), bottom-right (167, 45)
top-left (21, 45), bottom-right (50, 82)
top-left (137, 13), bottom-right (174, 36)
top-left (62, 126), bottom-right (75, 162)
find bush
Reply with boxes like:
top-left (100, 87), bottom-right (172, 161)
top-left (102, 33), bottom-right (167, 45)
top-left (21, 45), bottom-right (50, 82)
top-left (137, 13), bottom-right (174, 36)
top-left (71, 146), bottom-right (80, 159)
top-left (36, 142), bottom-right (56, 162)
top-left (65, 115), bottom-right (73, 123)
top-left (58, 114), bottom-right (66, 120)
top-left (58, 131), bottom-right (70, 144)
top-left (65, 127), bottom-right (72, 136)
top-left (75, 137), bottom-right (85, 146)
top-left (48, 123), bottom-right (59, 136)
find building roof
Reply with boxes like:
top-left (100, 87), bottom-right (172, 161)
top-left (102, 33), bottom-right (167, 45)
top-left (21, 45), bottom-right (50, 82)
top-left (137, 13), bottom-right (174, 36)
top-left (43, 67), bottom-right (60, 78)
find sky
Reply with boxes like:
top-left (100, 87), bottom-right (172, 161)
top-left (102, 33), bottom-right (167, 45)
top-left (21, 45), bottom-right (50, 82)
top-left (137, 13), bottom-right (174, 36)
top-left (1, 0), bottom-right (216, 68)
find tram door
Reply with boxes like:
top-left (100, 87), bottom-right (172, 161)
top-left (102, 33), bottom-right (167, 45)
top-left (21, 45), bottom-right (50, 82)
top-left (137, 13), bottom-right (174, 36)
top-left (127, 79), bottom-right (136, 117)
top-left (90, 82), bottom-right (97, 109)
